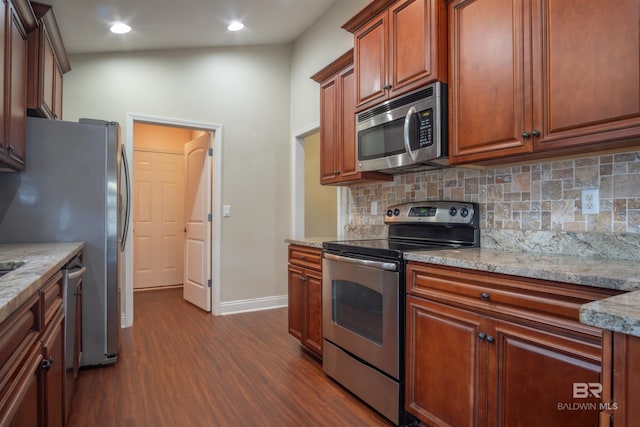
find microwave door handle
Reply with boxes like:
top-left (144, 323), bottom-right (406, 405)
top-left (403, 106), bottom-right (418, 161)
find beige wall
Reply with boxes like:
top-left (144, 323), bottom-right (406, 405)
top-left (61, 1), bottom-right (372, 306)
top-left (63, 44), bottom-right (292, 304)
top-left (304, 132), bottom-right (337, 237)
top-left (289, 0), bottom-right (369, 132)
top-left (134, 122), bottom-right (192, 152)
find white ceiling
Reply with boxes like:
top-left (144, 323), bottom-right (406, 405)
top-left (44, 0), bottom-right (339, 54)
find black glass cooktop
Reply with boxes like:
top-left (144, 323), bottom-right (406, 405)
top-left (323, 238), bottom-right (464, 260)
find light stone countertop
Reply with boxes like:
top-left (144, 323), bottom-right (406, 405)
top-left (405, 248), bottom-right (640, 337)
top-left (285, 237), bottom-right (336, 250)
top-left (0, 242), bottom-right (84, 324)
top-left (404, 248), bottom-right (640, 292)
top-left (285, 238), bottom-right (640, 337)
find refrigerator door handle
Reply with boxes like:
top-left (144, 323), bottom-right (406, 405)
top-left (120, 145), bottom-right (131, 251)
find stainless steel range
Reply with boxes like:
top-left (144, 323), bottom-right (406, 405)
top-left (322, 201), bottom-right (480, 426)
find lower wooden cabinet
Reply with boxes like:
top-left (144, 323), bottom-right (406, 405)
top-left (6, 345), bottom-right (42, 427)
top-left (0, 268), bottom-right (68, 427)
top-left (405, 262), bottom-right (619, 427)
top-left (600, 332), bottom-right (640, 427)
top-left (42, 309), bottom-right (64, 427)
top-left (287, 245), bottom-right (323, 357)
top-left (0, 293), bottom-right (42, 427)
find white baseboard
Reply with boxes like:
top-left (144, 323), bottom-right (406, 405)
top-left (220, 295), bottom-right (288, 316)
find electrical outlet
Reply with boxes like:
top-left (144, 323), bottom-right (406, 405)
top-left (582, 189), bottom-right (599, 215)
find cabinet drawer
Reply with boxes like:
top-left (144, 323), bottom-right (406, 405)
top-left (407, 262), bottom-right (621, 322)
top-left (288, 246), bottom-right (322, 271)
top-left (41, 271), bottom-right (63, 327)
top-left (0, 293), bottom-right (40, 397)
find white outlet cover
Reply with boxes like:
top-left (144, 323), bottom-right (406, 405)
top-left (581, 189), bottom-right (599, 215)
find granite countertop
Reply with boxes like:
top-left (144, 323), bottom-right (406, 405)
top-left (0, 242), bottom-right (84, 324)
top-left (405, 248), bottom-right (640, 292)
top-left (285, 237), bottom-right (336, 249)
top-left (285, 237), bottom-right (640, 337)
top-left (405, 248), bottom-right (640, 337)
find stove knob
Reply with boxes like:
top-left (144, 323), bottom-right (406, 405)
top-left (386, 209), bottom-right (394, 217)
top-left (449, 207), bottom-right (458, 217)
top-left (394, 208), bottom-right (401, 216)
top-left (460, 207), bottom-right (469, 217)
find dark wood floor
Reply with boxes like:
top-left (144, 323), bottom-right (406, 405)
top-left (67, 288), bottom-right (393, 426)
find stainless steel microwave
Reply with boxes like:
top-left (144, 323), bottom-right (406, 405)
top-left (356, 82), bottom-right (448, 174)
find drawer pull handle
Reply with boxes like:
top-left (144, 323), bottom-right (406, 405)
top-left (298, 255), bottom-right (306, 260)
top-left (480, 292), bottom-right (490, 300)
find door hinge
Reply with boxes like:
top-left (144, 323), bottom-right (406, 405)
top-left (207, 279), bottom-right (212, 288)
top-left (208, 148), bottom-right (213, 156)
top-left (208, 213), bottom-right (213, 222)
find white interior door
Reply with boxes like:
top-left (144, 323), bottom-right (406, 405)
top-left (183, 133), bottom-right (212, 311)
top-left (133, 151), bottom-right (185, 289)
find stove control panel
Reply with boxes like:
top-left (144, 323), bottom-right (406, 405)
top-left (385, 201), bottom-right (477, 225)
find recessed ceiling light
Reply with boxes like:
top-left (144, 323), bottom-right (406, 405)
top-left (227, 21), bottom-right (244, 32)
top-left (110, 23), bottom-right (131, 34)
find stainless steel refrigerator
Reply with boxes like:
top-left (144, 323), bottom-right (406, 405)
top-left (0, 116), bottom-right (131, 367)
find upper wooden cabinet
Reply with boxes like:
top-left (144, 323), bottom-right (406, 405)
top-left (311, 50), bottom-right (392, 185)
top-left (27, 1), bottom-right (70, 120)
top-left (449, 0), bottom-right (640, 165)
top-left (0, 0), bottom-right (36, 172)
top-left (343, 0), bottom-right (447, 112)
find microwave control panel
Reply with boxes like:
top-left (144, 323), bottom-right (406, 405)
top-left (416, 108), bottom-right (434, 148)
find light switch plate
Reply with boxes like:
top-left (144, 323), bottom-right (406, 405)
top-left (223, 205), bottom-right (231, 217)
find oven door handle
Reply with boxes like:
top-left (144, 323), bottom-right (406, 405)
top-left (323, 253), bottom-right (397, 272)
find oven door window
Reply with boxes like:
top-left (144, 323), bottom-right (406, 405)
top-left (331, 279), bottom-right (383, 345)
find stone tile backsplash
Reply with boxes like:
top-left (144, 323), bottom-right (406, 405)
top-left (348, 151), bottom-right (640, 235)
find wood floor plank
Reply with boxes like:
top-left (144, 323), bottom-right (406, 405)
top-left (67, 288), bottom-right (393, 426)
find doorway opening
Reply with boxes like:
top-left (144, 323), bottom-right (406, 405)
top-left (291, 124), bottom-right (348, 241)
top-left (303, 132), bottom-right (337, 237)
top-left (122, 114), bottom-right (223, 328)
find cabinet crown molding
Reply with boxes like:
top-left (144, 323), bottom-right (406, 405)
top-left (12, 0), bottom-right (37, 31)
top-left (31, 1), bottom-right (71, 73)
top-left (310, 50), bottom-right (353, 83)
top-left (342, 0), bottom-right (396, 33)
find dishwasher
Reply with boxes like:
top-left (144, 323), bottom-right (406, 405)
top-left (62, 253), bottom-right (85, 422)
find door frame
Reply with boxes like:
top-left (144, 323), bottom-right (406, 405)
top-left (123, 113), bottom-right (223, 327)
top-left (290, 122), bottom-right (348, 240)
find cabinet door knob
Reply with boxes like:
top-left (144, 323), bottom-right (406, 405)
top-left (7, 144), bottom-right (15, 152)
top-left (531, 129), bottom-right (540, 137)
top-left (521, 131), bottom-right (530, 139)
top-left (41, 357), bottom-right (54, 371)
top-left (384, 84), bottom-right (392, 90)
top-left (480, 292), bottom-right (490, 300)
top-left (478, 333), bottom-right (486, 341)
top-left (486, 335), bottom-right (495, 344)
